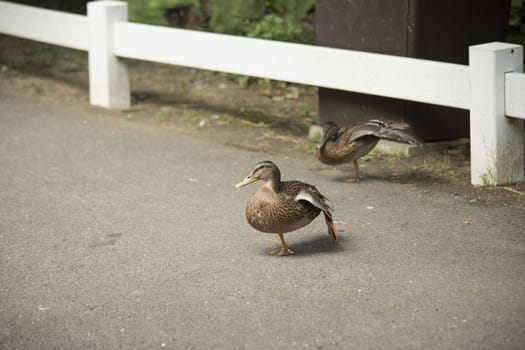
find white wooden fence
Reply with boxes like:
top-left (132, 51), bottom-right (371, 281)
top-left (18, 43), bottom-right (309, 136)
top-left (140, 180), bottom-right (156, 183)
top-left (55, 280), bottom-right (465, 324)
top-left (1, 0), bottom-right (524, 186)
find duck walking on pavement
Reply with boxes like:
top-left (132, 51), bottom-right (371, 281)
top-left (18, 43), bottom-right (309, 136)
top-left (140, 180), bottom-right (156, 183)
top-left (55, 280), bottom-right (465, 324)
top-left (316, 120), bottom-right (422, 182)
top-left (235, 161), bottom-right (337, 256)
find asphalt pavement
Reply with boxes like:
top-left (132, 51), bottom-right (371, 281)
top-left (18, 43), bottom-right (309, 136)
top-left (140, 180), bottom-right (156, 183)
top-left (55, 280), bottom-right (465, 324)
top-left (1, 94), bottom-right (524, 349)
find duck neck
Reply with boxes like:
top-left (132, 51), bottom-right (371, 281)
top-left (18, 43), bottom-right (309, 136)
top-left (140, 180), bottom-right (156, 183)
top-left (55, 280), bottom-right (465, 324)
top-left (317, 138), bottom-right (328, 151)
top-left (264, 173), bottom-right (281, 192)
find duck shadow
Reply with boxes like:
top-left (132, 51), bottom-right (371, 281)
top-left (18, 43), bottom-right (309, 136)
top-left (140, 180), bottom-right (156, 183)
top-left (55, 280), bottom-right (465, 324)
top-left (332, 169), bottom-right (450, 186)
top-left (257, 231), bottom-right (354, 257)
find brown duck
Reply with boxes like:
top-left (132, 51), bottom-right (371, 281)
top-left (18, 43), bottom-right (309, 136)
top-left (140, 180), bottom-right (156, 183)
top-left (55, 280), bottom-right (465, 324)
top-left (316, 120), bottom-right (421, 182)
top-left (235, 161), bottom-right (337, 256)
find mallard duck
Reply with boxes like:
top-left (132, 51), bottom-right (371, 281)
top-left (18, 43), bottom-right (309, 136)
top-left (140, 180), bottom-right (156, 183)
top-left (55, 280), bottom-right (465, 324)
top-left (235, 160), bottom-right (337, 256)
top-left (316, 120), bottom-right (422, 182)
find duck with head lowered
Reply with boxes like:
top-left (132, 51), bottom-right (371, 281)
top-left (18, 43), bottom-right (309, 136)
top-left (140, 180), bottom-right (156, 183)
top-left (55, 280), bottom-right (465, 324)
top-left (235, 161), bottom-right (337, 256)
top-left (316, 119), bottom-right (422, 182)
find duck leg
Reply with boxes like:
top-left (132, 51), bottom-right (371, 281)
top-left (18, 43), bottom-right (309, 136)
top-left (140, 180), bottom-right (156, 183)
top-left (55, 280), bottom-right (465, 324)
top-left (269, 233), bottom-right (295, 256)
top-left (346, 160), bottom-right (360, 183)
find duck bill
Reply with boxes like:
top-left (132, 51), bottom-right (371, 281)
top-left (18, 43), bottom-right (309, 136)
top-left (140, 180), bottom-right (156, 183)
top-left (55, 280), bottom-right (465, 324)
top-left (235, 175), bottom-right (258, 188)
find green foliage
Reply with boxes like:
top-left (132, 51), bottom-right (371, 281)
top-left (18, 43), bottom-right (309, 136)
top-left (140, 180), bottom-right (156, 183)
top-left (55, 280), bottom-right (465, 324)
top-left (510, 0), bottom-right (524, 28)
top-left (257, 78), bottom-right (273, 96)
top-left (206, 0), bottom-right (315, 43)
top-left (126, 0), bottom-right (198, 26)
top-left (247, 14), bottom-right (301, 41)
top-left (480, 171), bottom-right (495, 187)
top-left (509, 0), bottom-right (525, 45)
top-left (207, 0), bottom-right (265, 34)
top-left (237, 75), bottom-right (251, 88)
top-left (126, 0), bottom-right (315, 44)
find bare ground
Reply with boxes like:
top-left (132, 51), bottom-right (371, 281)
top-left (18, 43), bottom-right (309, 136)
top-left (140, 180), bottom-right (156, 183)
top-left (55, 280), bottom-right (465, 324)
top-left (1, 35), bottom-right (524, 208)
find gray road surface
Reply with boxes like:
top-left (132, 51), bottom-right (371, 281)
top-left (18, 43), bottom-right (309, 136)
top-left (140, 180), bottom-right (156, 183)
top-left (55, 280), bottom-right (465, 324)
top-left (1, 94), bottom-right (524, 349)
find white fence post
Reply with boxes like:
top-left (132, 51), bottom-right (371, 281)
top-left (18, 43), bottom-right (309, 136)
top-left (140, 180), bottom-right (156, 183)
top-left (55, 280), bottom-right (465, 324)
top-left (87, 1), bottom-right (130, 108)
top-left (469, 42), bottom-right (524, 186)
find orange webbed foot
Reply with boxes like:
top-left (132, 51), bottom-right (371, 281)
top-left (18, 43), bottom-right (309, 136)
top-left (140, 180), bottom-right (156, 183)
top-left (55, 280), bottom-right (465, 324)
top-left (269, 247), bottom-right (295, 256)
top-left (270, 233), bottom-right (295, 256)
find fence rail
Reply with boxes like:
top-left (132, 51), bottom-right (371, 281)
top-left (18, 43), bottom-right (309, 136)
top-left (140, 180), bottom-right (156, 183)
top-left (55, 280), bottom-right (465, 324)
top-left (0, 1), bottom-right (88, 50)
top-left (113, 22), bottom-right (471, 110)
top-left (0, 0), bottom-right (523, 186)
top-left (506, 72), bottom-right (525, 119)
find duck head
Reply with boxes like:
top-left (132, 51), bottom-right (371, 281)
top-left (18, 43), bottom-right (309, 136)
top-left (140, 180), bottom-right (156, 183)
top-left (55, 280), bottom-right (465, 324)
top-left (235, 160), bottom-right (281, 189)
top-left (316, 121), bottom-right (339, 149)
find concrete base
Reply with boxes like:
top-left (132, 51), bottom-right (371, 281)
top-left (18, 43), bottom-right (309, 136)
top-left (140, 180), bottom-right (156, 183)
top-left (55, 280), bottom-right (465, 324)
top-left (376, 138), bottom-right (470, 157)
top-left (308, 124), bottom-right (323, 143)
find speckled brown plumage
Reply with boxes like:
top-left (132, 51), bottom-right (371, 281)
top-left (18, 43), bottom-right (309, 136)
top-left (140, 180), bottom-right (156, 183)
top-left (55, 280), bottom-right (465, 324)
top-left (235, 161), bottom-right (337, 256)
top-left (316, 120), bottom-right (421, 182)
top-left (246, 181), bottom-right (323, 234)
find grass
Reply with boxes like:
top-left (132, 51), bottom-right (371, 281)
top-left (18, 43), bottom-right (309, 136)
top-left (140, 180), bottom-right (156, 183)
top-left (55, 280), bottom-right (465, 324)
top-left (361, 149), bottom-right (381, 161)
top-left (0, 64), bottom-right (21, 78)
top-left (156, 107), bottom-right (175, 122)
top-left (31, 82), bottom-right (52, 94)
top-left (1, 39), bottom-right (86, 76)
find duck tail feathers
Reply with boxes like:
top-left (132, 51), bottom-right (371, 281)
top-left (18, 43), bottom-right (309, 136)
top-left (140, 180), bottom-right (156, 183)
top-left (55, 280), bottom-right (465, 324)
top-left (323, 212), bottom-right (338, 241)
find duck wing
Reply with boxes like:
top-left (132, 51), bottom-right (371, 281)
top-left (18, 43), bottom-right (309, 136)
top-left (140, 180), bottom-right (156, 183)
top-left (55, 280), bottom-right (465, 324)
top-left (348, 120), bottom-right (422, 145)
top-left (295, 187), bottom-right (332, 216)
top-left (295, 187), bottom-right (337, 241)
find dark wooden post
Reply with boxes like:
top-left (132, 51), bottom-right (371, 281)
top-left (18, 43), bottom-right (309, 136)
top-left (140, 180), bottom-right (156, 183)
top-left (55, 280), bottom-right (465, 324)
top-left (316, 0), bottom-right (511, 141)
